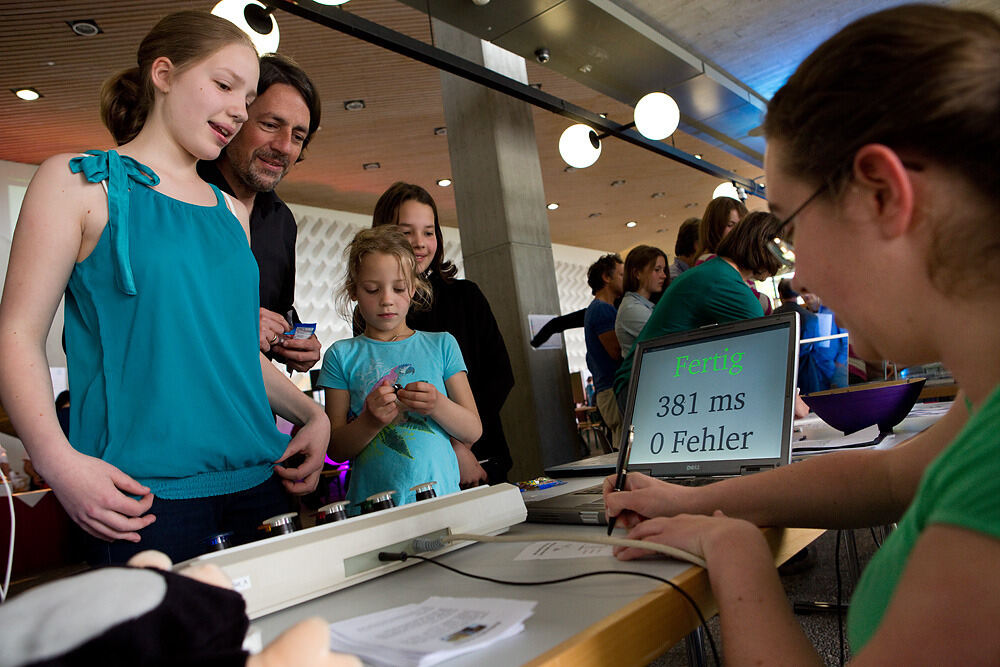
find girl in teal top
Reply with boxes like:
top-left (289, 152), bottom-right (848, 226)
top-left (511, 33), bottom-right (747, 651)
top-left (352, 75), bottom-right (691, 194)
top-left (320, 227), bottom-right (481, 511)
top-left (599, 6), bottom-right (1000, 664)
top-left (0, 12), bottom-right (329, 564)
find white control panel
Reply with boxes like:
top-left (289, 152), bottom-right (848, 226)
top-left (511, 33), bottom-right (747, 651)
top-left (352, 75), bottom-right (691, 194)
top-left (176, 483), bottom-right (526, 618)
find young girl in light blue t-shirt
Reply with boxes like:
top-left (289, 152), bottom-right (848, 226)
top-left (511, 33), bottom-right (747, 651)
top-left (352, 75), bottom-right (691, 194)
top-left (318, 227), bottom-right (481, 511)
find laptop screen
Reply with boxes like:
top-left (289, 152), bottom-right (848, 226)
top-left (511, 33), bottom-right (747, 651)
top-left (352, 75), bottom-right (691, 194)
top-left (621, 313), bottom-right (799, 478)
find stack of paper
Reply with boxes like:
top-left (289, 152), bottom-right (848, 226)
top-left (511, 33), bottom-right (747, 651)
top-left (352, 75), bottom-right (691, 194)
top-left (328, 596), bottom-right (536, 667)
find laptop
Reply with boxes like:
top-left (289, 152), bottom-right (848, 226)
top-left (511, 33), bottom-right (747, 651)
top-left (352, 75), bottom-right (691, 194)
top-left (526, 312), bottom-right (800, 525)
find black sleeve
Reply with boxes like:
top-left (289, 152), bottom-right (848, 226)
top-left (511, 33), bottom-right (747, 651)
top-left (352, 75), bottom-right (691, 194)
top-left (530, 309), bottom-right (586, 347)
top-left (461, 281), bottom-right (515, 413)
top-left (251, 205), bottom-right (298, 319)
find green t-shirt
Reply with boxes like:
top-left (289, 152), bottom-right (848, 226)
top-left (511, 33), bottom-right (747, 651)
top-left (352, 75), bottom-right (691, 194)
top-left (613, 257), bottom-right (763, 396)
top-left (847, 384), bottom-right (1000, 650)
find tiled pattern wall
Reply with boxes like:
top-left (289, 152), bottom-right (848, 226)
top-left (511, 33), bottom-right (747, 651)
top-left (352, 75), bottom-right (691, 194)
top-left (287, 203), bottom-right (603, 379)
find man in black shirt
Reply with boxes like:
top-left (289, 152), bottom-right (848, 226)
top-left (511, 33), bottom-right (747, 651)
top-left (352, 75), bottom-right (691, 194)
top-left (198, 54), bottom-right (322, 373)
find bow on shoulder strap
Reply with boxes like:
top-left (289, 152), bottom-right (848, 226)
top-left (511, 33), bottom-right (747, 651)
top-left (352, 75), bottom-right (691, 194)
top-left (69, 150), bottom-right (159, 296)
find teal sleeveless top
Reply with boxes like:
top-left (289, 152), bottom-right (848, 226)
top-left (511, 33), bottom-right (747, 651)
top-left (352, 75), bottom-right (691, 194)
top-left (64, 150), bottom-right (289, 499)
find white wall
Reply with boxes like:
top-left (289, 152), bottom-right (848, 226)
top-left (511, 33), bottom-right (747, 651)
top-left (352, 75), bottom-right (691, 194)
top-left (0, 160), bottom-right (606, 472)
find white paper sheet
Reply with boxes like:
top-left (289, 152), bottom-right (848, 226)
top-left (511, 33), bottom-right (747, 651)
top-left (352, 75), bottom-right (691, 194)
top-left (514, 540), bottom-right (614, 561)
top-left (328, 596), bottom-right (536, 667)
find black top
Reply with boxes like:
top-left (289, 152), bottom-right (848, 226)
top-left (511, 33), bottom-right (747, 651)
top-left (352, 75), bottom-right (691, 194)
top-left (197, 160), bottom-right (299, 322)
top-left (356, 272), bottom-right (515, 483)
top-left (773, 301), bottom-right (815, 339)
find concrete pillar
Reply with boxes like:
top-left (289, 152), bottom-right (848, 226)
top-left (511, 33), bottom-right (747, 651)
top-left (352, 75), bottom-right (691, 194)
top-left (434, 20), bottom-right (579, 481)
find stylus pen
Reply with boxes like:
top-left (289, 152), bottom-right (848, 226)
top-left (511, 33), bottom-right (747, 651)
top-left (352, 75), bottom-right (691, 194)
top-left (607, 425), bottom-right (635, 535)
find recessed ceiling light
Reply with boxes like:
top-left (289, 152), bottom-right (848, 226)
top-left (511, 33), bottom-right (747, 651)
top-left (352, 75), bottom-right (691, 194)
top-left (684, 202), bottom-right (699, 208)
top-left (546, 203), bottom-right (559, 210)
top-left (598, 113), bottom-right (608, 119)
top-left (433, 126), bottom-right (447, 136)
top-left (578, 64), bottom-right (592, 74)
top-left (626, 221), bottom-right (637, 228)
top-left (12, 88), bottom-right (41, 101)
top-left (66, 19), bottom-right (102, 37)
top-left (563, 166), bottom-right (576, 173)
top-left (362, 162), bottom-right (380, 170)
top-left (436, 178), bottom-right (452, 187)
top-left (343, 99), bottom-right (366, 111)
top-left (588, 212), bottom-right (602, 219)
top-left (651, 192), bottom-right (665, 199)
top-left (694, 154), bottom-right (703, 160)
top-left (610, 179), bottom-right (626, 187)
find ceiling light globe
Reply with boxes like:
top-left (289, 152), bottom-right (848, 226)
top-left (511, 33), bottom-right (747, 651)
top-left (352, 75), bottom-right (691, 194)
top-left (558, 124), bottom-right (601, 169)
top-left (634, 92), bottom-right (680, 141)
top-left (712, 182), bottom-right (741, 201)
top-left (212, 0), bottom-right (280, 55)
top-left (15, 89), bottom-right (40, 101)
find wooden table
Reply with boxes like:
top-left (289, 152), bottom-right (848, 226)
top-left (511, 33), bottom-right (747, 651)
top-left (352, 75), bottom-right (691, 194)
top-left (523, 526), bottom-right (821, 666)
top-left (917, 382), bottom-right (959, 401)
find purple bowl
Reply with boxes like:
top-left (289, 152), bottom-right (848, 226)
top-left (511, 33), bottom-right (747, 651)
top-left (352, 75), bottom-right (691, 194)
top-left (801, 378), bottom-right (926, 435)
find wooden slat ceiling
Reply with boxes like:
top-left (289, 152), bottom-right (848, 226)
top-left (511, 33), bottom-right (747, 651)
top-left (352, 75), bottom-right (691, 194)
top-left (0, 0), bottom-right (769, 255)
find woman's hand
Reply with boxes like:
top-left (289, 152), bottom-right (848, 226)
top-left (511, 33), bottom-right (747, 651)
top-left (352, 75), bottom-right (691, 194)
top-left (603, 471), bottom-right (693, 530)
top-left (364, 378), bottom-right (399, 426)
top-left (396, 381), bottom-right (439, 415)
top-left (613, 510), bottom-right (759, 564)
top-left (41, 449), bottom-right (156, 542)
top-left (273, 411), bottom-right (329, 495)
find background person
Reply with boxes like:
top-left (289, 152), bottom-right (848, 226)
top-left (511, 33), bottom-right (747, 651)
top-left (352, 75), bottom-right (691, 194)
top-left (695, 196), bottom-right (747, 264)
top-left (800, 287), bottom-right (849, 389)
top-left (0, 12), bottom-right (328, 565)
top-left (367, 183), bottom-right (514, 486)
top-left (584, 254), bottom-right (625, 449)
top-left (775, 278), bottom-right (825, 395)
top-left (614, 244), bottom-right (668, 353)
top-left (604, 6), bottom-right (999, 662)
top-left (669, 217), bottom-right (700, 280)
top-left (198, 53), bottom-right (322, 373)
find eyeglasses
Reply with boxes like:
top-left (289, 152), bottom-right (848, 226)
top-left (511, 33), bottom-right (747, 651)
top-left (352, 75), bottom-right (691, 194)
top-left (766, 180), bottom-right (828, 273)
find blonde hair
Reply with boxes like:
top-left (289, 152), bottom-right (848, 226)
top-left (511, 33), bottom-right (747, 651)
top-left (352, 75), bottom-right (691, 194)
top-left (339, 226), bottom-right (432, 330)
top-left (100, 11), bottom-right (254, 145)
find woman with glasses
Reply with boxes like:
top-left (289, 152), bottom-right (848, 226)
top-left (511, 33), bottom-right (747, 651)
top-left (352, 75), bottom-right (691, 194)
top-left (604, 5), bottom-right (998, 663)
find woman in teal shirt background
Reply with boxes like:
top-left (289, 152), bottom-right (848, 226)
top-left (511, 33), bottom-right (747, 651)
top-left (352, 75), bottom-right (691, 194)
top-left (614, 211), bottom-right (783, 401)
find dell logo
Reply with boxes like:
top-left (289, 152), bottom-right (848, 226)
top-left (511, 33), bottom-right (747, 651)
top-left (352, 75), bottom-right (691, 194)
top-left (686, 464), bottom-right (700, 471)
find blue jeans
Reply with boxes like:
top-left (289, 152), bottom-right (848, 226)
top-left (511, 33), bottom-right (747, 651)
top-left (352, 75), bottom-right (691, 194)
top-left (83, 475), bottom-right (292, 566)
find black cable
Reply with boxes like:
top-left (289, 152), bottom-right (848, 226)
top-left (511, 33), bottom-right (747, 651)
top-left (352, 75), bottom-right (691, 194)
top-left (869, 526), bottom-right (882, 549)
top-left (835, 530), bottom-right (845, 666)
top-left (379, 551), bottom-right (721, 666)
